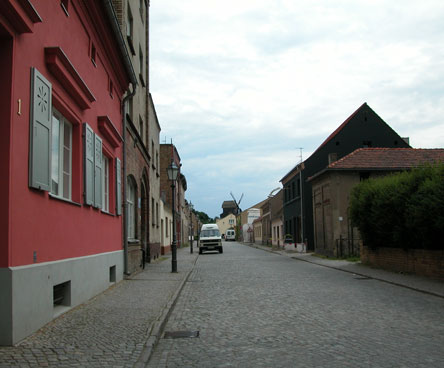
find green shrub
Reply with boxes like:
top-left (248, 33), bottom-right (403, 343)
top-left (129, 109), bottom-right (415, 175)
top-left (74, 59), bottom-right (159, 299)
top-left (350, 163), bottom-right (444, 250)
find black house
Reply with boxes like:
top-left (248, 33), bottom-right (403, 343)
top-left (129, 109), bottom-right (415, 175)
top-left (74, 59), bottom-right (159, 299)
top-left (280, 103), bottom-right (410, 251)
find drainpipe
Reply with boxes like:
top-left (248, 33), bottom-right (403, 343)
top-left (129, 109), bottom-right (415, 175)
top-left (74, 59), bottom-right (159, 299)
top-left (102, 0), bottom-right (138, 275)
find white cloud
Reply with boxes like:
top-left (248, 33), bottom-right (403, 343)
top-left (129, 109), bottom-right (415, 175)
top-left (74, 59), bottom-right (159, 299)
top-left (151, 0), bottom-right (444, 217)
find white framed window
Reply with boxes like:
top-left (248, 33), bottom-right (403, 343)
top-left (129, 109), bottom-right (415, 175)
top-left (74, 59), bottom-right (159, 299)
top-left (139, 45), bottom-right (143, 76)
top-left (127, 177), bottom-right (137, 239)
top-left (102, 154), bottom-right (109, 212)
top-left (156, 202), bottom-right (159, 227)
top-left (51, 109), bottom-right (72, 200)
top-left (126, 4), bottom-right (133, 39)
top-left (151, 197), bottom-right (155, 226)
top-left (139, 116), bottom-right (144, 144)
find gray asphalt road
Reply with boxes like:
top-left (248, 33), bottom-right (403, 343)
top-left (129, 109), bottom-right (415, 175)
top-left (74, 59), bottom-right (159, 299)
top-left (147, 241), bottom-right (444, 368)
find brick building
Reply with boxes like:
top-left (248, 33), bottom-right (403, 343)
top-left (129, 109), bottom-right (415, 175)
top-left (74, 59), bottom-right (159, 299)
top-left (160, 144), bottom-right (186, 250)
top-left (112, 0), bottom-right (154, 272)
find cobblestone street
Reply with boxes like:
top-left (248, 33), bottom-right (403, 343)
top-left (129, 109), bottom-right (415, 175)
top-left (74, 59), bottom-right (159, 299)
top-left (147, 242), bottom-right (444, 368)
top-left (0, 248), bottom-right (197, 368)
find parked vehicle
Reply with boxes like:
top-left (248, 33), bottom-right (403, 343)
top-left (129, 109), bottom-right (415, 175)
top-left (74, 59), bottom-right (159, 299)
top-left (199, 224), bottom-right (223, 254)
top-left (226, 229), bottom-right (235, 241)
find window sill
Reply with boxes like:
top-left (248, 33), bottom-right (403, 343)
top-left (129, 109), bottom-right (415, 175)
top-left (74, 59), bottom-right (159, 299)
top-left (49, 193), bottom-right (82, 207)
top-left (101, 210), bottom-right (115, 217)
top-left (128, 239), bottom-right (140, 245)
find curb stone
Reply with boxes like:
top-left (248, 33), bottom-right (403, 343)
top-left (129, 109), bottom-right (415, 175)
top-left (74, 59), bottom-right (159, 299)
top-left (134, 254), bottom-right (198, 367)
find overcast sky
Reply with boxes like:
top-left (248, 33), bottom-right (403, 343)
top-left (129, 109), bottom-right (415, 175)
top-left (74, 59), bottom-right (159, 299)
top-left (150, 0), bottom-right (444, 218)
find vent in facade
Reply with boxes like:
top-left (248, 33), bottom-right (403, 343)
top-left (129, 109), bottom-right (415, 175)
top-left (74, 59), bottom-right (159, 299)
top-left (53, 281), bottom-right (71, 307)
top-left (109, 265), bottom-right (116, 283)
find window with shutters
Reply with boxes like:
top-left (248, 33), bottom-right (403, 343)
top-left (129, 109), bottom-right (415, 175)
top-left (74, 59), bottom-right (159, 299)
top-left (51, 109), bottom-right (72, 200)
top-left (139, 0), bottom-right (144, 21)
top-left (126, 4), bottom-right (135, 55)
top-left (102, 154), bottom-right (109, 212)
top-left (139, 116), bottom-right (144, 144)
top-left (127, 176), bottom-right (137, 239)
top-left (83, 123), bottom-right (103, 209)
top-left (139, 44), bottom-right (145, 86)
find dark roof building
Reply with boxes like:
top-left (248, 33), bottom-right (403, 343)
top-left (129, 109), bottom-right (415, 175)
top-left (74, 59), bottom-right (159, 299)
top-left (280, 103), bottom-right (411, 251)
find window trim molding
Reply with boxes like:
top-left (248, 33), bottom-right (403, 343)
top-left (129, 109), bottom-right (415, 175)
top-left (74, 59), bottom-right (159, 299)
top-left (45, 47), bottom-right (96, 109)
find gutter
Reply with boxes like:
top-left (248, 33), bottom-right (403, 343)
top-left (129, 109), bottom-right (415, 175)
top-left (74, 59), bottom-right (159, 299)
top-left (102, 0), bottom-right (138, 275)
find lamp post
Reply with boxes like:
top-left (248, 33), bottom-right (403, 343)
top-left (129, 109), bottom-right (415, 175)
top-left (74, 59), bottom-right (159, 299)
top-left (167, 160), bottom-right (179, 273)
top-left (189, 202), bottom-right (194, 254)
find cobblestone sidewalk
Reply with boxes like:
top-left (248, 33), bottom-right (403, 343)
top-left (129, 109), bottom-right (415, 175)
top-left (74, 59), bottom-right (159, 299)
top-left (247, 243), bottom-right (444, 298)
top-left (0, 247), bottom-right (198, 368)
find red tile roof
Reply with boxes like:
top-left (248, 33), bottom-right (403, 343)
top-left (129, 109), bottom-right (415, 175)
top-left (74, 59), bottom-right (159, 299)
top-left (329, 148), bottom-right (444, 170)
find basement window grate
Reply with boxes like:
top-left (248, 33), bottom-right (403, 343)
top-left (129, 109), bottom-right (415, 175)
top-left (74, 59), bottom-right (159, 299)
top-left (164, 331), bottom-right (200, 339)
top-left (53, 281), bottom-right (71, 306)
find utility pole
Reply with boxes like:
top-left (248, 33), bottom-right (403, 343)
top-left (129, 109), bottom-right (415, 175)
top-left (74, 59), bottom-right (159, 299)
top-left (297, 147), bottom-right (304, 245)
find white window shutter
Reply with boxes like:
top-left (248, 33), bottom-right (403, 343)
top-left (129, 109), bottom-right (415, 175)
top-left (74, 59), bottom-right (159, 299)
top-left (83, 123), bottom-right (94, 205)
top-left (116, 158), bottom-right (122, 215)
top-left (94, 134), bottom-right (102, 209)
top-left (29, 68), bottom-right (52, 191)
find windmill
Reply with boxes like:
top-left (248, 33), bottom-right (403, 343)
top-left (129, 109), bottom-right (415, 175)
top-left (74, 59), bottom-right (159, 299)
top-left (230, 192), bottom-right (243, 215)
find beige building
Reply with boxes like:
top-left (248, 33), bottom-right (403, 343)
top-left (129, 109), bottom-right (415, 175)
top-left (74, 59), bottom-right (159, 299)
top-left (309, 148), bottom-right (444, 257)
top-left (216, 213), bottom-right (236, 237)
top-left (159, 197), bottom-right (173, 254)
top-left (253, 217), bottom-right (263, 244)
top-left (272, 215), bottom-right (284, 248)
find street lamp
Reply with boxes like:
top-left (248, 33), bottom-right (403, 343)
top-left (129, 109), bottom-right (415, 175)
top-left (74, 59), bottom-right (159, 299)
top-left (189, 202), bottom-right (194, 254)
top-left (167, 160), bottom-right (179, 273)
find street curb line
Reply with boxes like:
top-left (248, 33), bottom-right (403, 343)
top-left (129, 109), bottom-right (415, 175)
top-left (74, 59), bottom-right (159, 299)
top-left (134, 254), bottom-right (199, 368)
top-left (290, 255), bottom-right (444, 300)
top-left (244, 242), bottom-right (444, 300)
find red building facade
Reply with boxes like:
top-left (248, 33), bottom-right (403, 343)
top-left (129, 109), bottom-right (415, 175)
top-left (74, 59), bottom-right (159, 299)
top-left (0, 0), bottom-right (135, 345)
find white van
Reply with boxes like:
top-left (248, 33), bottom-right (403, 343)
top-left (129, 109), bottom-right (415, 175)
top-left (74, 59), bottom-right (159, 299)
top-left (199, 224), bottom-right (223, 254)
top-left (225, 229), bottom-right (235, 241)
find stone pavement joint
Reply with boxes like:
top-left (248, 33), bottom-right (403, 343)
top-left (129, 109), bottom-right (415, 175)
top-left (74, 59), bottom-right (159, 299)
top-left (245, 242), bottom-right (444, 299)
